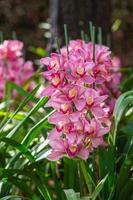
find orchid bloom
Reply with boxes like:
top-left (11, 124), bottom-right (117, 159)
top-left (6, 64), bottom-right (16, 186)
top-left (40, 39), bottom-right (121, 161)
top-left (0, 40), bottom-right (35, 100)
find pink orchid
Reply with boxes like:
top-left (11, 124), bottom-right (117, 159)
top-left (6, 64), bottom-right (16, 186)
top-left (40, 39), bottom-right (121, 161)
top-left (41, 53), bottom-right (64, 71)
top-left (0, 40), bottom-right (35, 100)
top-left (65, 59), bottom-right (95, 85)
top-left (48, 131), bottom-right (87, 161)
top-left (84, 88), bottom-right (108, 118)
top-left (0, 40), bottom-right (23, 59)
top-left (45, 90), bottom-right (72, 114)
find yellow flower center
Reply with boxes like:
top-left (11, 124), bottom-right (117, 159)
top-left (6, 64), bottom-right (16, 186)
top-left (76, 66), bottom-right (84, 76)
top-left (86, 97), bottom-right (94, 106)
top-left (69, 144), bottom-right (77, 153)
top-left (52, 75), bottom-right (60, 87)
top-left (68, 88), bottom-right (77, 99)
top-left (75, 45), bottom-right (80, 51)
top-left (56, 121), bottom-right (64, 131)
top-left (60, 103), bottom-right (69, 113)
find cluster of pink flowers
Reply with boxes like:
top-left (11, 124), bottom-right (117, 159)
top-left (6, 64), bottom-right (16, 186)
top-left (41, 40), bottom-right (121, 161)
top-left (0, 40), bottom-right (34, 100)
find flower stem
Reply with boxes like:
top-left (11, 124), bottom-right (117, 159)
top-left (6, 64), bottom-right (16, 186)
top-left (92, 26), bottom-right (96, 62)
top-left (12, 31), bottom-right (17, 40)
top-left (89, 21), bottom-right (93, 42)
top-left (55, 37), bottom-right (61, 54)
top-left (64, 24), bottom-right (69, 59)
top-left (0, 31), bottom-right (3, 43)
top-left (81, 30), bottom-right (85, 41)
top-left (98, 27), bottom-right (102, 45)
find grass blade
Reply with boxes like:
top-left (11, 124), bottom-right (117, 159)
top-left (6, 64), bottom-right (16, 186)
top-left (91, 174), bottom-right (108, 200)
top-left (22, 109), bottom-right (55, 147)
top-left (6, 97), bottom-right (48, 139)
top-left (0, 84), bottom-right (40, 130)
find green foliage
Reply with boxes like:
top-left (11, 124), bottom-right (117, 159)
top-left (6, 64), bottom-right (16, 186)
top-left (28, 46), bottom-right (48, 57)
top-left (0, 72), bottom-right (133, 200)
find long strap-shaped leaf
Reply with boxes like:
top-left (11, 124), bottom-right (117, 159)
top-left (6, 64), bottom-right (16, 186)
top-left (0, 195), bottom-right (26, 200)
top-left (0, 138), bottom-right (52, 200)
top-left (64, 189), bottom-right (91, 200)
top-left (6, 177), bottom-right (40, 200)
top-left (64, 189), bottom-right (78, 200)
top-left (113, 90), bottom-right (133, 144)
top-left (4, 81), bottom-right (39, 103)
top-left (113, 90), bottom-right (133, 125)
top-left (0, 84), bottom-right (40, 131)
top-left (6, 97), bottom-right (48, 139)
top-left (22, 109), bottom-right (55, 147)
top-left (0, 138), bottom-right (34, 162)
top-left (90, 174), bottom-right (108, 200)
top-left (80, 160), bottom-right (95, 194)
top-left (115, 144), bottom-right (133, 199)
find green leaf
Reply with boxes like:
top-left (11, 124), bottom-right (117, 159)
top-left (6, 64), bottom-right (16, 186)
top-left (0, 84), bottom-right (40, 131)
top-left (80, 160), bottom-right (95, 194)
top-left (0, 168), bottom-right (33, 180)
top-left (0, 167), bottom-right (51, 200)
top-left (28, 46), bottom-right (48, 57)
top-left (75, 193), bottom-right (81, 200)
top-left (0, 111), bottom-right (26, 120)
top-left (120, 121), bottom-right (133, 136)
top-left (91, 174), bottom-right (108, 200)
top-left (22, 109), bottom-right (55, 147)
top-left (64, 158), bottom-right (77, 189)
top-left (7, 177), bottom-right (40, 200)
top-left (5, 81), bottom-right (38, 102)
top-left (36, 149), bottom-right (51, 161)
top-left (0, 138), bottom-right (34, 162)
top-left (113, 90), bottom-right (133, 125)
top-left (0, 195), bottom-right (23, 200)
top-left (6, 97), bottom-right (48, 139)
top-left (115, 145), bottom-right (133, 199)
top-left (113, 90), bottom-right (133, 144)
top-left (51, 163), bottom-right (65, 200)
top-left (64, 189), bottom-right (78, 200)
top-left (120, 73), bottom-right (133, 92)
top-left (117, 179), bottom-right (133, 200)
top-left (81, 197), bottom-right (90, 200)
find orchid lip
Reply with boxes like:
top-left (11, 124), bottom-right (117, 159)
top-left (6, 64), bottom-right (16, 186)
top-left (56, 125), bottom-right (64, 132)
top-left (76, 66), bottom-right (85, 77)
top-left (55, 120), bottom-right (65, 132)
top-left (66, 144), bottom-right (79, 157)
top-left (86, 97), bottom-right (94, 107)
top-left (51, 75), bottom-right (61, 87)
top-left (60, 103), bottom-right (70, 114)
top-left (68, 88), bottom-right (77, 100)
